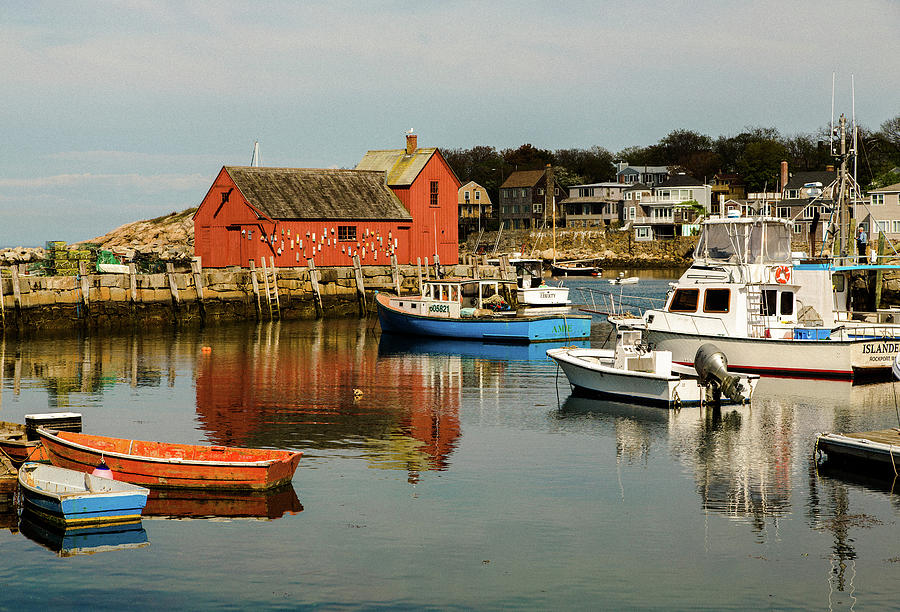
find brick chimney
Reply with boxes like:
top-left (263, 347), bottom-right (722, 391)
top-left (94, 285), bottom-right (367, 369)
top-left (405, 133), bottom-right (417, 155)
top-left (780, 161), bottom-right (788, 193)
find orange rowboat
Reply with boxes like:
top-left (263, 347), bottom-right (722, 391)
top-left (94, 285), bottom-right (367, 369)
top-left (37, 429), bottom-right (302, 491)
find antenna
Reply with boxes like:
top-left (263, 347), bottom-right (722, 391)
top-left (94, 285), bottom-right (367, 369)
top-left (250, 141), bottom-right (260, 167)
top-left (830, 72), bottom-right (836, 156)
top-left (852, 74), bottom-right (858, 199)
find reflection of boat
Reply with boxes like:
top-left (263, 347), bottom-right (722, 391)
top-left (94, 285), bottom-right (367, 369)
top-left (37, 430), bottom-right (302, 490)
top-left (376, 278), bottom-right (591, 343)
top-left (547, 330), bottom-right (757, 408)
top-left (378, 333), bottom-right (589, 361)
top-left (19, 509), bottom-right (148, 557)
top-left (143, 485), bottom-right (302, 520)
top-left (18, 462), bottom-right (150, 527)
top-left (551, 260), bottom-right (602, 276)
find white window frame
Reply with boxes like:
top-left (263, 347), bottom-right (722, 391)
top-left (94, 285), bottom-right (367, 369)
top-left (872, 193), bottom-right (885, 206)
top-left (636, 226), bottom-right (651, 238)
top-left (892, 220), bottom-right (900, 234)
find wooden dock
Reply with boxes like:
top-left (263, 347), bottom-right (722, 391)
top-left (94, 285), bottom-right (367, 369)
top-left (0, 456), bottom-right (16, 514)
top-left (817, 429), bottom-right (900, 473)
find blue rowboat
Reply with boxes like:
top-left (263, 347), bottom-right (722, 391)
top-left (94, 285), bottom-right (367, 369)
top-left (375, 278), bottom-right (591, 343)
top-left (18, 462), bottom-right (150, 527)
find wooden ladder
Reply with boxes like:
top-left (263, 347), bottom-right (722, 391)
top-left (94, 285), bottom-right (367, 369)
top-left (746, 284), bottom-right (765, 338)
top-left (260, 256), bottom-right (281, 320)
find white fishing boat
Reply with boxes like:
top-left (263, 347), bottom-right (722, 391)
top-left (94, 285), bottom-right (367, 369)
top-left (547, 329), bottom-right (758, 408)
top-left (617, 212), bottom-right (900, 380)
top-left (609, 272), bottom-right (639, 285)
top-left (509, 258), bottom-right (570, 307)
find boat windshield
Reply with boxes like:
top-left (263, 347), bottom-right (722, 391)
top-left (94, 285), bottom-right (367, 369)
top-left (696, 220), bottom-right (792, 265)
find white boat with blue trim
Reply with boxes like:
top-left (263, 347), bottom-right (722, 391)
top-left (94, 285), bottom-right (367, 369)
top-left (620, 213), bottom-right (900, 380)
top-left (18, 462), bottom-right (150, 527)
top-left (376, 277), bottom-right (591, 343)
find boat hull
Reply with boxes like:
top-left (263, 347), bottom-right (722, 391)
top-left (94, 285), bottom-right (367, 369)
top-left (516, 286), bottom-right (570, 307)
top-left (18, 463), bottom-right (149, 527)
top-left (551, 264), bottom-right (600, 276)
top-left (376, 293), bottom-right (591, 343)
top-left (38, 430), bottom-right (302, 491)
top-left (547, 347), bottom-right (757, 408)
top-left (0, 421), bottom-right (50, 464)
top-left (645, 328), bottom-right (867, 379)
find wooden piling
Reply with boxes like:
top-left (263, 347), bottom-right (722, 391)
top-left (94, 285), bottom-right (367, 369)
top-left (499, 255), bottom-right (509, 281)
top-left (166, 263), bottom-right (181, 304)
top-left (0, 269), bottom-right (5, 329)
top-left (249, 259), bottom-right (261, 319)
top-left (416, 258), bottom-right (423, 293)
top-left (434, 254), bottom-right (441, 278)
top-left (191, 257), bottom-right (205, 321)
top-left (352, 254), bottom-right (367, 316)
top-left (424, 257), bottom-right (431, 281)
top-left (307, 258), bottom-right (323, 318)
top-left (391, 254), bottom-right (401, 296)
top-left (78, 261), bottom-right (90, 307)
top-left (128, 263), bottom-right (138, 303)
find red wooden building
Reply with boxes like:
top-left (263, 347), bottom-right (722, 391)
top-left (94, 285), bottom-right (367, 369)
top-left (194, 167), bottom-right (414, 268)
top-left (356, 133), bottom-right (461, 265)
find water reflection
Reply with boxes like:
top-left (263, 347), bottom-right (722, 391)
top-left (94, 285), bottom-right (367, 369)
top-left (144, 485), bottom-right (302, 520)
top-left (18, 510), bottom-right (149, 557)
top-left (192, 321), bottom-right (462, 482)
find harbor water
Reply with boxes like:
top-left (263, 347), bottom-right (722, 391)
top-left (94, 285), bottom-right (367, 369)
top-left (1, 273), bottom-right (900, 610)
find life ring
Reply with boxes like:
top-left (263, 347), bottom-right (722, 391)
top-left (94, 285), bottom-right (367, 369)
top-left (774, 265), bottom-right (791, 284)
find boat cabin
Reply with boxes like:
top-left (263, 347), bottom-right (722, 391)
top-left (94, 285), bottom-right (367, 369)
top-left (387, 278), bottom-right (514, 319)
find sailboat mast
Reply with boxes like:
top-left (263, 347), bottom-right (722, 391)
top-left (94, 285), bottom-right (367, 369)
top-left (546, 164), bottom-right (555, 262)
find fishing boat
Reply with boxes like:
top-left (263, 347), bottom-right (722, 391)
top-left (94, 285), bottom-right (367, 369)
top-left (509, 258), bottom-right (570, 307)
top-left (551, 259), bottom-right (602, 276)
top-left (546, 329), bottom-right (758, 408)
top-left (37, 430), bottom-right (303, 490)
top-left (609, 272), bottom-right (639, 285)
top-left (619, 213), bottom-right (900, 380)
top-left (19, 509), bottom-right (149, 557)
top-left (18, 462), bottom-right (150, 527)
top-left (375, 278), bottom-right (591, 343)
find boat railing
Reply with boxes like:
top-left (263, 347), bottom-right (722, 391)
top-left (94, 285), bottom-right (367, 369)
top-left (571, 286), bottom-right (664, 318)
top-left (830, 322), bottom-right (900, 340)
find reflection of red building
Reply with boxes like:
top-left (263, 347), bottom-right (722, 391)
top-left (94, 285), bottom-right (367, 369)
top-left (194, 323), bottom-right (460, 475)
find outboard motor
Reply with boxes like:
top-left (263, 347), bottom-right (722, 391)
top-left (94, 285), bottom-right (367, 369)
top-left (694, 343), bottom-right (747, 404)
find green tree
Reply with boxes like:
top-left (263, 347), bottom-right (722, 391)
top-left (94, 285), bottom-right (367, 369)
top-left (736, 139), bottom-right (788, 192)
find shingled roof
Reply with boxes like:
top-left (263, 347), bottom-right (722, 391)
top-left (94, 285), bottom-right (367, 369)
top-left (355, 148), bottom-right (439, 186)
top-left (500, 170), bottom-right (546, 189)
top-left (225, 167), bottom-right (411, 221)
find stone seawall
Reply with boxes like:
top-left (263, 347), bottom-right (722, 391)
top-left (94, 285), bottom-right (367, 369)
top-left (0, 260), bottom-right (505, 336)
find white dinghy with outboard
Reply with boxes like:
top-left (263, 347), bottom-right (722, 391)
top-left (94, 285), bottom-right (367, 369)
top-left (547, 329), bottom-right (758, 408)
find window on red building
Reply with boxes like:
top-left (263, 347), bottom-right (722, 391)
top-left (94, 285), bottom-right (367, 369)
top-left (430, 181), bottom-right (439, 206)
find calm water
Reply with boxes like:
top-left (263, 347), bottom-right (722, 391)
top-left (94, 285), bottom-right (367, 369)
top-left (2, 273), bottom-right (900, 610)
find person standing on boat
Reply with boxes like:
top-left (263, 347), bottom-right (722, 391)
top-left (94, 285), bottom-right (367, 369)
top-left (856, 225), bottom-right (868, 261)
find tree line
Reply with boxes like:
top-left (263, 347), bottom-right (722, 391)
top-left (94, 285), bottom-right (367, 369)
top-left (444, 114), bottom-right (900, 203)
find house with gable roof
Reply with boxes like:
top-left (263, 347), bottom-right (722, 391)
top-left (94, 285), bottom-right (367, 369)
top-left (356, 133), bottom-right (462, 265)
top-left (193, 166), bottom-right (414, 268)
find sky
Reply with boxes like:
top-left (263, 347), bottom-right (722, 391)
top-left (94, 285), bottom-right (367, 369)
top-left (2, 0), bottom-right (899, 247)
